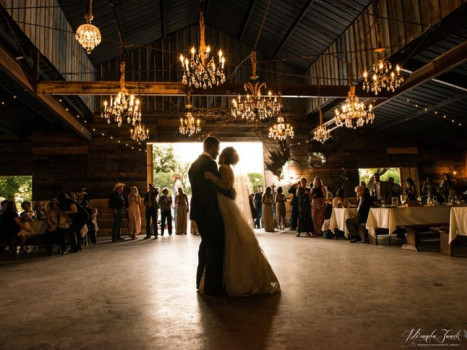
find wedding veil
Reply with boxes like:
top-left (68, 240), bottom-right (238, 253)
top-left (233, 162), bottom-right (255, 228)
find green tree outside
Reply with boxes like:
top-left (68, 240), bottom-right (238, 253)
top-left (359, 168), bottom-right (401, 185)
top-left (0, 176), bottom-right (33, 209)
top-left (247, 172), bottom-right (264, 192)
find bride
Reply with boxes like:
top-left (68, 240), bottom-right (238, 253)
top-left (204, 147), bottom-right (280, 297)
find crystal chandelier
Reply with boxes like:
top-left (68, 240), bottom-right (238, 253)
top-left (313, 104), bottom-right (331, 143)
top-left (334, 86), bottom-right (375, 129)
top-left (130, 122), bottom-right (149, 142)
top-left (75, 0), bottom-right (101, 54)
top-left (101, 60), bottom-right (141, 127)
top-left (179, 2), bottom-right (226, 89)
top-left (179, 112), bottom-right (201, 137)
top-left (268, 114), bottom-right (294, 141)
top-left (363, 60), bottom-right (403, 95)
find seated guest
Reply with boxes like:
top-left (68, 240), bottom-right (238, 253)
top-left (404, 177), bottom-right (417, 202)
top-left (387, 177), bottom-right (403, 198)
top-left (332, 188), bottom-right (348, 208)
top-left (0, 201), bottom-right (31, 254)
top-left (46, 199), bottom-right (68, 255)
top-left (57, 192), bottom-right (89, 253)
top-left (346, 186), bottom-right (373, 243)
top-left (33, 201), bottom-right (46, 220)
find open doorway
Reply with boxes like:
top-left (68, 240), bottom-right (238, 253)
top-left (0, 175), bottom-right (33, 210)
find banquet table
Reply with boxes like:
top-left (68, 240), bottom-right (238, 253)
top-left (329, 207), bottom-right (357, 237)
top-left (449, 207), bottom-right (467, 243)
top-left (366, 206), bottom-right (452, 251)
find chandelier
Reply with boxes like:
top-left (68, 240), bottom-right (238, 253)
top-left (179, 112), bottom-right (201, 137)
top-left (130, 122), bottom-right (149, 142)
top-left (75, 0), bottom-right (101, 54)
top-left (313, 104), bottom-right (331, 143)
top-left (101, 60), bottom-right (141, 127)
top-left (334, 86), bottom-right (375, 129)
top-left (363, 60), bottom-right (403, 95)
top-left (268, 114), bottom-right (294, 141)
top-left (179, 3), bottom-right (226, 89)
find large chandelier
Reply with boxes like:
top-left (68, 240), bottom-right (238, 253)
top-left (130, 122), bottom-right (149, 142)
top-left (101, 60), bottom-right (141, 127)
top-left (179, 2), bottom-right (226, 89)
top-left (334, 86), bottom-right (375, 129)
top-left (363, 60), bottom-right (403, 95)
top-left (268, 114), bottom-right (294, 141)
top-left (75, 0), bottom-right (101, 54)
top-left (313, 104), bottom-right (331, 143)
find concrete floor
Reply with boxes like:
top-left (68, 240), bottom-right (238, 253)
top-left (1, 231), bottom-right (466, 350)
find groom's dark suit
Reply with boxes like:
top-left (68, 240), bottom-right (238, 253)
top-left (189, 154), bottom-right (225, 295)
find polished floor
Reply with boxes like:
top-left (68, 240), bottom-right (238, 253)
top-left (1, 231), bottom-right (466, 350)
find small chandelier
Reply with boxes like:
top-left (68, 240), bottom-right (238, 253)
top-left (334, 86), bottom-right (375, 129)
top-left (101, 60), bottom-right (141, 127)
top-left (268, 113), bottom-right (294, 141)
top-left (313, 104), bottom-right (331, 143)
top-left (179, 92), bottom-right (201, 137)
top-left (130, 122), bottom-right (149, 142)
top-left (75, 0), bottom-right (101, 54)
top-left (179, 2), bottom-right (226, 89)
top-left (363, 60), bottom-right (403, 95)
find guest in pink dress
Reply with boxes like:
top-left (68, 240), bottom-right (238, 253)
top-left (128, 186), bottom-right (142, 240)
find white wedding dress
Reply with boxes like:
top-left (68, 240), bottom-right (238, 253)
top-left (217, 165), bottom-right (280, 297)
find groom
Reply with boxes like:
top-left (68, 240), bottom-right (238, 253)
top-left (188, 137), bottom-right (225, 295)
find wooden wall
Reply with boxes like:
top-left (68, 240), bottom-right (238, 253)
top-left (306, 0), bottom-right (467, 113)
top-left (5, 0), bottom-right (95, 111)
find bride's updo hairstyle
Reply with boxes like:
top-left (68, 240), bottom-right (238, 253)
top-left (220, 147), bottom-right (239, 165)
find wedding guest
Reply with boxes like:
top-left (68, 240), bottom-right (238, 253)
top-left (262, 187), bottom-right (275, 232)
top-left (271, 184), bottom-right (277, 227)
top-left (128, 186), bottom-right (142, 240)
top-left (81, 200), bottom-right (96, 244)
top-left (370, 173), bottom-right (391, 204)
top-left (360, 181), bottom-right (370, 195)
top-left (332, 188), bottom-right (348, 208)
top-left (77, 187), bottom-right (90, 204)
top-left (175, 187), bottom-right (189, 235)
top-left (404, 178), bottom-right (417, 202)
top-left (46, 199), bottom-right (68, 255)
top-left (276, 187), bottom-right (287, 230)
top-left (421, 176), bottom-right (437, 197)
top-left (296, 178), bottom-right (313, 237)
top-left (288, 182), bottom-right (299, 230)
top-left (346, 186), bottom-right (372, 243)
top-left (440, 173), bottom-right (456, 202)
top-left (57, 192), bottom-right (89, 252)
top-left (159, 188), bottom-right (173, 236)
top-left (254, 185), bottom-right (263, 229)
top-left (190, 219), bottom-right (199, 235)
top-left (0, 201), bottom-right (31, 254)
top-left (143, 184), bottom-right (159, 239)
top-left (388, 177), bottom-right (403, 198)
top-left (108, 183), bottom-right (126, 242)
top-left (311, 177), bottom-right (326, 236)
top-left (33, 201), bottom-right (46, 220)
top-left (18, 201), bottom-right (35, 253)
top-left (249, 194), bottom-right (257, 223)
top-left (91, 204), bottom-right (99, 241)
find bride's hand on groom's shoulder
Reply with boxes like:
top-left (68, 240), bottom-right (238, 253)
top-left (204, 171), bottom-right (214, 180)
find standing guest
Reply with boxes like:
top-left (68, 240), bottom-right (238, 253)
top-left (440, 173), bottom-right (456, 202)
top-left (159, 188), bottom-right (173, 236)
top-left (387, 177), bottom-right (403, 198)
top-left (276, 187), bottom-right (287, 230)
top-left (108, 183), bottom-right (126, 242)
top-left (46, 199), bottom-right (68, 255)
top-left (90, 203), bottom-right (99, 240)
top-left (288, 182), bottom-right (299, 230)
top-left (332, 188), bottom-right (348, 208)
top-left (33, 201), bottom-right (46, 220)
top-left (311, 177), bottom-right (327, 236)
top-left (404, 178), bottom-right (417, 202)
top-left (0, 201), bottom-right (31, 254)
top-left (371, 173), bottom-right (391, 204)
top-left (190, 219), bottom-right (199, 235)
top-left (77, 187), bottom-right (90, 204)
top-left (57, 192), bottom-right (89, 252)
top-left (18, 201), bottom-right (35, 252)
top-left (296, 178), bottom-right (313, 237)
top-left (254, 185), bottom-right (263, 229)
top-left (143, 184), bottom-right (159, 239)
top-left (421, 176), bottom-right (437, 197)
top-left (175, 187), bottom-right (189, 235)
top-left (262, 187), bottom-right (275, 232)
top-left (128, 186), bottom-right (142, 240)
top-left (360, 181), bottom-right (370, 196)
top-left (249, 194), bottom-right (257, 223)
top-left (271, 184), bottom-right (277, 227)
top-left (346, 186), bottom-right (372, 243)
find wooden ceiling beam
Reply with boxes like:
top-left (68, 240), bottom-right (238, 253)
top-left (36, 81), bottom-right (389, 98)
top-left (238, 0), bottom-right (259, 42)
top-left (0, 44), bottom-right (92, 140)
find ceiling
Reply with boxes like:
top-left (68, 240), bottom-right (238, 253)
top-left (57, 0), bottom-right (371, 69)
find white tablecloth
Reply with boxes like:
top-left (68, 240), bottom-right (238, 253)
top-left (366, 206), bottom-right (452, 237)
top-left (329, 208), bottom-right (357, 237)
top-left (449, 207), bottom-right (467, 243)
